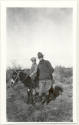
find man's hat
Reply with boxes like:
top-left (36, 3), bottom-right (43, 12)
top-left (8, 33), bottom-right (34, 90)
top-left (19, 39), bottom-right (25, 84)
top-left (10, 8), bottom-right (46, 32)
top-left (37, 52), bottom-right (44, 58)
top-left (31, 57), bottom-right (36, 61)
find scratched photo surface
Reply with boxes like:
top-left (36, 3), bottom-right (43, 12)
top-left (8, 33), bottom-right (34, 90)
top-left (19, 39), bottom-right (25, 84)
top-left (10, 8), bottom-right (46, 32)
top-left (6, 8), bottom-right (73, 122)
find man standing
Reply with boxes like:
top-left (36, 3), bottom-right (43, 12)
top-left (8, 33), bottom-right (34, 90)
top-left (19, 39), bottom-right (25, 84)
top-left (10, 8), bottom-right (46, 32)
top-left (37, 52), bottom-right (54, 102)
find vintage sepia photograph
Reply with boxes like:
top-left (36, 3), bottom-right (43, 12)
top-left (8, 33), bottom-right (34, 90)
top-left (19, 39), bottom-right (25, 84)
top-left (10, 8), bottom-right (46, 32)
top-left (0, 1), bottom-right (77, 123)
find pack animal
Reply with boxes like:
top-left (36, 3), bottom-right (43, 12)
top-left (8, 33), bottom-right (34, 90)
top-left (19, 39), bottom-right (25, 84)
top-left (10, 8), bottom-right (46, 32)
top-left (10, 70), bottom-right (38, 104)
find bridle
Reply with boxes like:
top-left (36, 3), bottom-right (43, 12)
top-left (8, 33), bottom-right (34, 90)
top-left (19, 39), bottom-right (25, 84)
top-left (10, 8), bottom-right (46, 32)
top-left (14, 71), bottom-right (20, 82)
top-left (11, 71), bottom-right (21, 84)
top-left (12, 70), bottom-right (29, 83)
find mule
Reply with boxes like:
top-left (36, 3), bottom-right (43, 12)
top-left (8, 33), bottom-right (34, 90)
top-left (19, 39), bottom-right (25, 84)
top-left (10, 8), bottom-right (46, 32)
top-left (10, 70), bottom-right (39, 104)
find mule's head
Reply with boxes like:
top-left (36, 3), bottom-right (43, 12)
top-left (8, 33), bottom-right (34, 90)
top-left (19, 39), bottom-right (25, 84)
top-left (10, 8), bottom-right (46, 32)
top-left (53, 85), bottom-right (63, 98)
top-left (55, 85), bottom-right (63, 93)
top-left (10, 70), bottom-right (21, 86)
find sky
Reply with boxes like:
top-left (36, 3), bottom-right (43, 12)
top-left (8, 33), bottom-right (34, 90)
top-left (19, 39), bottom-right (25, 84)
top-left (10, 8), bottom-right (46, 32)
top-left (7, 8), bottom-right (73, 68)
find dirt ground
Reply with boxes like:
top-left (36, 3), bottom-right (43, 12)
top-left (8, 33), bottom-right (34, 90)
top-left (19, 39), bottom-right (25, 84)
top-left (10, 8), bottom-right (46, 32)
top-left (6, 67), bottom-right (73, 122)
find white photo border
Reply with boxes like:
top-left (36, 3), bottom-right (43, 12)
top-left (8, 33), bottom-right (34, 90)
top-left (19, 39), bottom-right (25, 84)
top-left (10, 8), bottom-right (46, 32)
top-left (0, 0), bottom-right (77, 124)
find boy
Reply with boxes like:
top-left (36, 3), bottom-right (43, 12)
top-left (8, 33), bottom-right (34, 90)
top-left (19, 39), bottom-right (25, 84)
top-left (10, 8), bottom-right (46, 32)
top-left (30, 57), bottom-right (38, 95)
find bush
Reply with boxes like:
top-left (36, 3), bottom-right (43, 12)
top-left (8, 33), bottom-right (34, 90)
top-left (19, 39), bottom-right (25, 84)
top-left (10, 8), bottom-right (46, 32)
top-left (54, 66), bottom-right (73, 83)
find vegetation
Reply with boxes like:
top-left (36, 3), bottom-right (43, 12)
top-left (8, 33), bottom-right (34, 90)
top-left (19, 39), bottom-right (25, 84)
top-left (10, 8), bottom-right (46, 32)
top-left (6, 66), bottom-right (73, 122)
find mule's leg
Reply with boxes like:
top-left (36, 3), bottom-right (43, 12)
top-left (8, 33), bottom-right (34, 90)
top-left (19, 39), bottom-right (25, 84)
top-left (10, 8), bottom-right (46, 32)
top-left (26, 88), bottom-right (31, 104)
top-left (28, 89), bottom-right (35, 105)
top-left (27, 91), bottom-right (30, 104)
top-left (32, 89), bottom-right (36, 95)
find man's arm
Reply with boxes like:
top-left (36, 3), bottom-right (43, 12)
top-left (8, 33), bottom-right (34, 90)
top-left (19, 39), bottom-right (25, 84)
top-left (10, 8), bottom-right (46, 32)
top-left (46, 60), bottom-right (54, 73)
top-left (30, 65), bottom-right (38, 77)
top-left (46, 60), bottom-right (55, 84)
